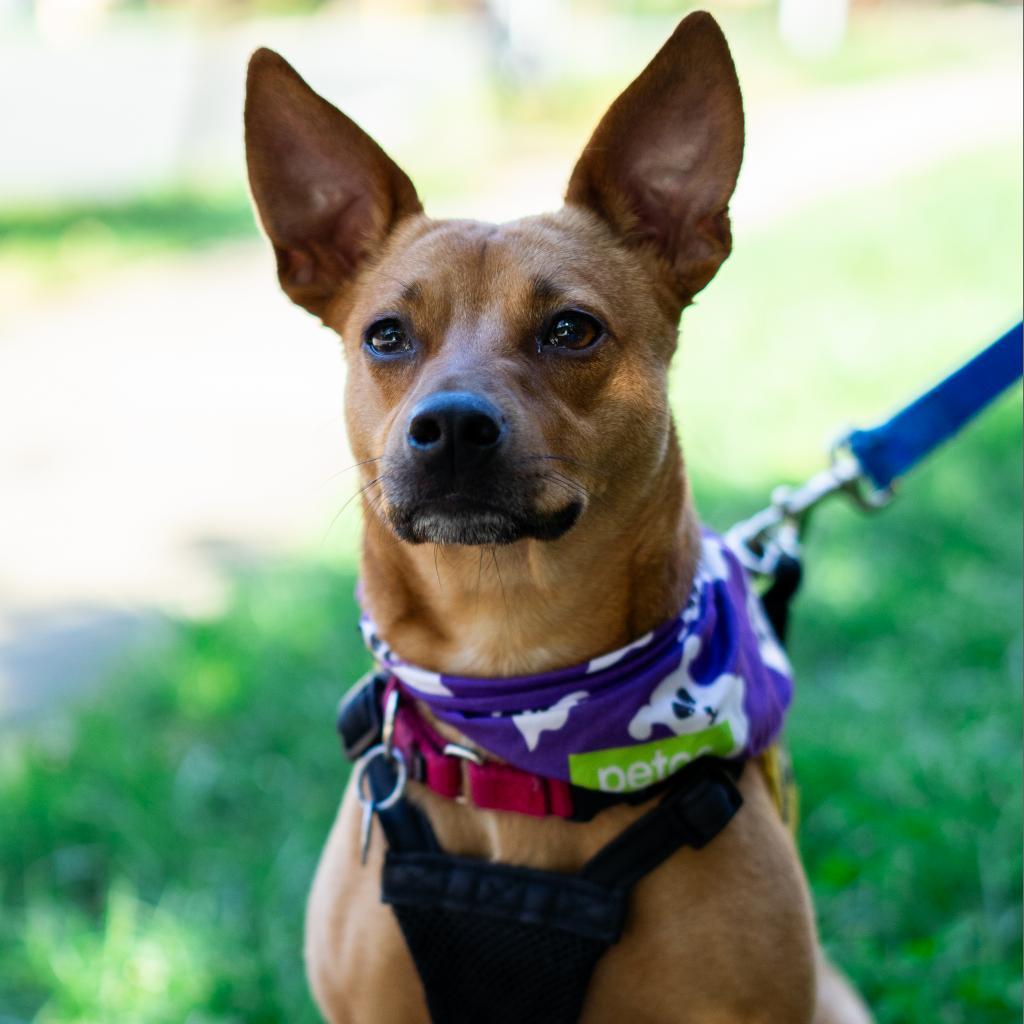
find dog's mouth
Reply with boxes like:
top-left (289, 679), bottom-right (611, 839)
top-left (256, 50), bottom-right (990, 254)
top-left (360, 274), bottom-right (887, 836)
top-left (387, 495), bottom-right (582, 546)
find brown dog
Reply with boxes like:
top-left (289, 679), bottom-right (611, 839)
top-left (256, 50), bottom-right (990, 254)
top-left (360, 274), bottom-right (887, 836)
top-left (245, 12), bottom-right (874, 1023)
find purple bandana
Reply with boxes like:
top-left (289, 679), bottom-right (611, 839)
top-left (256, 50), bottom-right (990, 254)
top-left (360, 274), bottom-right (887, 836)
top-left (360, 529), bottom-right (793, 794)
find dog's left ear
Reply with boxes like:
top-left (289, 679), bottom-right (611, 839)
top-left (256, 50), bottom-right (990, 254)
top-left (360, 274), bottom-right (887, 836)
top-left (565, 11), bottom-right (743, 306)
top-left (244, 48), bottom-right (422, 320)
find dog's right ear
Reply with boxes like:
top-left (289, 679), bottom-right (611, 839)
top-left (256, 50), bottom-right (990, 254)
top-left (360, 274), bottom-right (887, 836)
top-left (244, 49), bottom-right (422, 320)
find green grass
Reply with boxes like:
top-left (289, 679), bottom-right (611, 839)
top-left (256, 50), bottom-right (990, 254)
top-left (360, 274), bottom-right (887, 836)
top-left (794, 401), bottom-right (1022, 1021)
top-left (0, 190), bottom-right (259, 313)
top-left (677, 140), bottom-right (1024, 485)
top-left (0, 193), bottom-right (256, 251)
top-left (1, 143), bottom-right (1021, 1022)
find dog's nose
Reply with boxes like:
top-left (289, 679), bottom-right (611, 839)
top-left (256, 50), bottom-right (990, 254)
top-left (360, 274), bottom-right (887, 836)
top-left (406, 391), bottom-right (506, 475)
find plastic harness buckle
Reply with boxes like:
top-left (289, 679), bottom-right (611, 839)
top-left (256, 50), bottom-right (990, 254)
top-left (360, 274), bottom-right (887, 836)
top-left (336, 670), bottom-right (389, 760)
top-left (667, 759), bottom-right (744, 847)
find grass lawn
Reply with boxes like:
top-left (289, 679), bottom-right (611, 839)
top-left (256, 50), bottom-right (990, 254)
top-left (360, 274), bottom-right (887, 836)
top-left (1, 138), bottom-right (1021, 1024)
top-left (0, 191), bottom-right (258, 319)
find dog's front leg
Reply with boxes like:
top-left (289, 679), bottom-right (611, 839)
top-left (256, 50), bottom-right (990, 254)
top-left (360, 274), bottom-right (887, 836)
top-left (305, 781), bottom-right (429, 1024)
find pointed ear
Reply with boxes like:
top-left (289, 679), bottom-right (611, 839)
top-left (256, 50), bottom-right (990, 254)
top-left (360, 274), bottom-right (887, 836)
top-left (565, 12), bottom-right (743, 306)
top-left (244, 48), bottom-right (422, 319)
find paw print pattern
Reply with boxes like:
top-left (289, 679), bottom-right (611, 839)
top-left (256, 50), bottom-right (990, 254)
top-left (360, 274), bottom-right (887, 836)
top-left (672, 688), bottom-right (696, 719)
top-left (628, 634), bottom-right (749, 749)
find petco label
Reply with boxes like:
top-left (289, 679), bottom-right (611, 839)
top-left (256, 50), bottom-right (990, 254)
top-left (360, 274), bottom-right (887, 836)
top-left (568, 722), bottom-right (735, 792)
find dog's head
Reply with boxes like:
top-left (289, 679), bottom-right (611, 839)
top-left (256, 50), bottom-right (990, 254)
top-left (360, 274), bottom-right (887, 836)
top-left (245, 12), bottom-right (742, 549)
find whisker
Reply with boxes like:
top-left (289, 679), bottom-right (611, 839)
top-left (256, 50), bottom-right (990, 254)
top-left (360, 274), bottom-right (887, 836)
top-left (521, 452), bottom-right (604, 477)
top-left (361, 490), bottom-right (407, 552)
top-left (539, 471), bottom-right (594, 503)
top-left (323, 474), bottom-right (383, 543)
top-left (364, 487), bottom-right (391, 523)
top-left (321, 456), bottom-right (383, 487)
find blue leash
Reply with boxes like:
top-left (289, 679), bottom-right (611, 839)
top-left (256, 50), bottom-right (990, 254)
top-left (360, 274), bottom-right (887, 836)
top-left (728, 320), bottom-right (1024, 581)
top-left (846, 321), bottom-right (1023, 491)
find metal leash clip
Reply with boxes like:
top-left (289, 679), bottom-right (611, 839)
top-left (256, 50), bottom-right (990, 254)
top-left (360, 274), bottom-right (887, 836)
top-left (726, 436), bottom-right (893, 580)
top-left (354, 688), bottom-right (406, 865)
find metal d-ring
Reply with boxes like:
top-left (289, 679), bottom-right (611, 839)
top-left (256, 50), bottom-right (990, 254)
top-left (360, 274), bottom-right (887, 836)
top-left (354, 742), bottom-right (408, 864)
top-left (354, 743), bottom-right (408, 811)
top-left (726, 437), bottom-right (899, 580)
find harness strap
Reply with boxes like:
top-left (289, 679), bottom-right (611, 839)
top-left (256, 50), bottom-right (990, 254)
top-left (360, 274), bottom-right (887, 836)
top-left (382, 852), bottom-right (627, 944)
top-left (366, 747), bottom-right (439, 853)
top-left (374, 757), bottom-right (743, 1024)
top-left (760, 550), bottom-right (803, 644)
top-left (581, 758), bottom-right (743, 889)
top-left (340, 671), bottom-right (745, 1023)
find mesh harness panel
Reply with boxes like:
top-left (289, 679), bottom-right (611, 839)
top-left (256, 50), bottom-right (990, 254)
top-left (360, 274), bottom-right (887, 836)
top-left (362, 749), bottom-right (744, 1024)
top-left (384, 853), bottom-right (623, 1024)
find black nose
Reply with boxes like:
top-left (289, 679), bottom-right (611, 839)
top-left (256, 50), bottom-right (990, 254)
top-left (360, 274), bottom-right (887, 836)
top-left (406, 390), bottom-right (506, 477)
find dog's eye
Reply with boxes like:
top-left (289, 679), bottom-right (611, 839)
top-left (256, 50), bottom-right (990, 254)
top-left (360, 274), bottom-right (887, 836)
top-left (543, 311), bottom-right (603, 352)
top-left (365, 319), bottom-right (413, 356)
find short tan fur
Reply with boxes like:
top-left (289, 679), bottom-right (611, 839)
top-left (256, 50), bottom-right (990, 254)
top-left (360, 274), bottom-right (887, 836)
top-left (245, 12), bottom-right (874, 1023)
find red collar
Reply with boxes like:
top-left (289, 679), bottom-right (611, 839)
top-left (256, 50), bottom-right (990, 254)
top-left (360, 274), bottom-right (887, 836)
top-left (392, 694), bottom-right (577, 818)
top-left (338, 675), bottom-right (698, 820)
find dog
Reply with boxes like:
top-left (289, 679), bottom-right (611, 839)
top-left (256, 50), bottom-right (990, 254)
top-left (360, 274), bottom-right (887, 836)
top-left (245, 11), bottom-right (874, 1023)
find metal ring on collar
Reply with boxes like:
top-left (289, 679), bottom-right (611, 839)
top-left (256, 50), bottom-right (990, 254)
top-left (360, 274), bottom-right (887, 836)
top-left (355, 743), bottom-right (408, 810)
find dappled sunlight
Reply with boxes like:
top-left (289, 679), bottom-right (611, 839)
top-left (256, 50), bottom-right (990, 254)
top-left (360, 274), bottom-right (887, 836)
top-left (22, 883), bottom-right (214, 1021)
top-left (678, 140), bottom-right (1023, 490)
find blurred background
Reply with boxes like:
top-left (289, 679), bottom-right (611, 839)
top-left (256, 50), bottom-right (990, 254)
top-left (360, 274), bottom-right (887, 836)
top-left (0, 1), bottom-right (1021, 1021)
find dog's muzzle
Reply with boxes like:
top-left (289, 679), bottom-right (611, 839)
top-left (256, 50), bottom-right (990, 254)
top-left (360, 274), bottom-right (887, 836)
top-left (382, 390), bottom-right (581, 545)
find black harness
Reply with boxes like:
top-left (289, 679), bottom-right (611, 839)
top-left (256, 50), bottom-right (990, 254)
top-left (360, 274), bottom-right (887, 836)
top-left (339, 682), bottom-right (743, 1023)
top-left (334, 561), bottom-right (799, 1023)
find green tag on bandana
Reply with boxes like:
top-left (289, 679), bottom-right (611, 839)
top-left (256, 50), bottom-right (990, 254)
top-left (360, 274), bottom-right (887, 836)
top-left (568, 722), bottom-right (735, 792)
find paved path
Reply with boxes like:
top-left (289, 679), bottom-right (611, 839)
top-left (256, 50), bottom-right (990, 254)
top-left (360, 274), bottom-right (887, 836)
top-left (466, 64), bottom-right (1022, 228)
top-left (1, 244), bottom-right (343, 716)
top-left (1, 61), bottom-right (1020, 719)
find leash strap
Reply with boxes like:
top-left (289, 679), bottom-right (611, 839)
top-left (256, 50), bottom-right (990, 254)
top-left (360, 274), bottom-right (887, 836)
top-left (846, 322), bottom-right (1023, 491)
top-left (730, 321), bottom-right (1023, 637)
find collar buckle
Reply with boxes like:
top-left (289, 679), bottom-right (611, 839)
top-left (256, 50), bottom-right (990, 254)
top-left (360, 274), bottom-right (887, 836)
top-left (442, 741), bottom-right (484, 767)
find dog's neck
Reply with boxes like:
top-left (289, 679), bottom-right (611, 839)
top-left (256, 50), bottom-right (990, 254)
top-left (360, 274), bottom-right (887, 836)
top-left (359, 439), bottom-right (700, 677)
